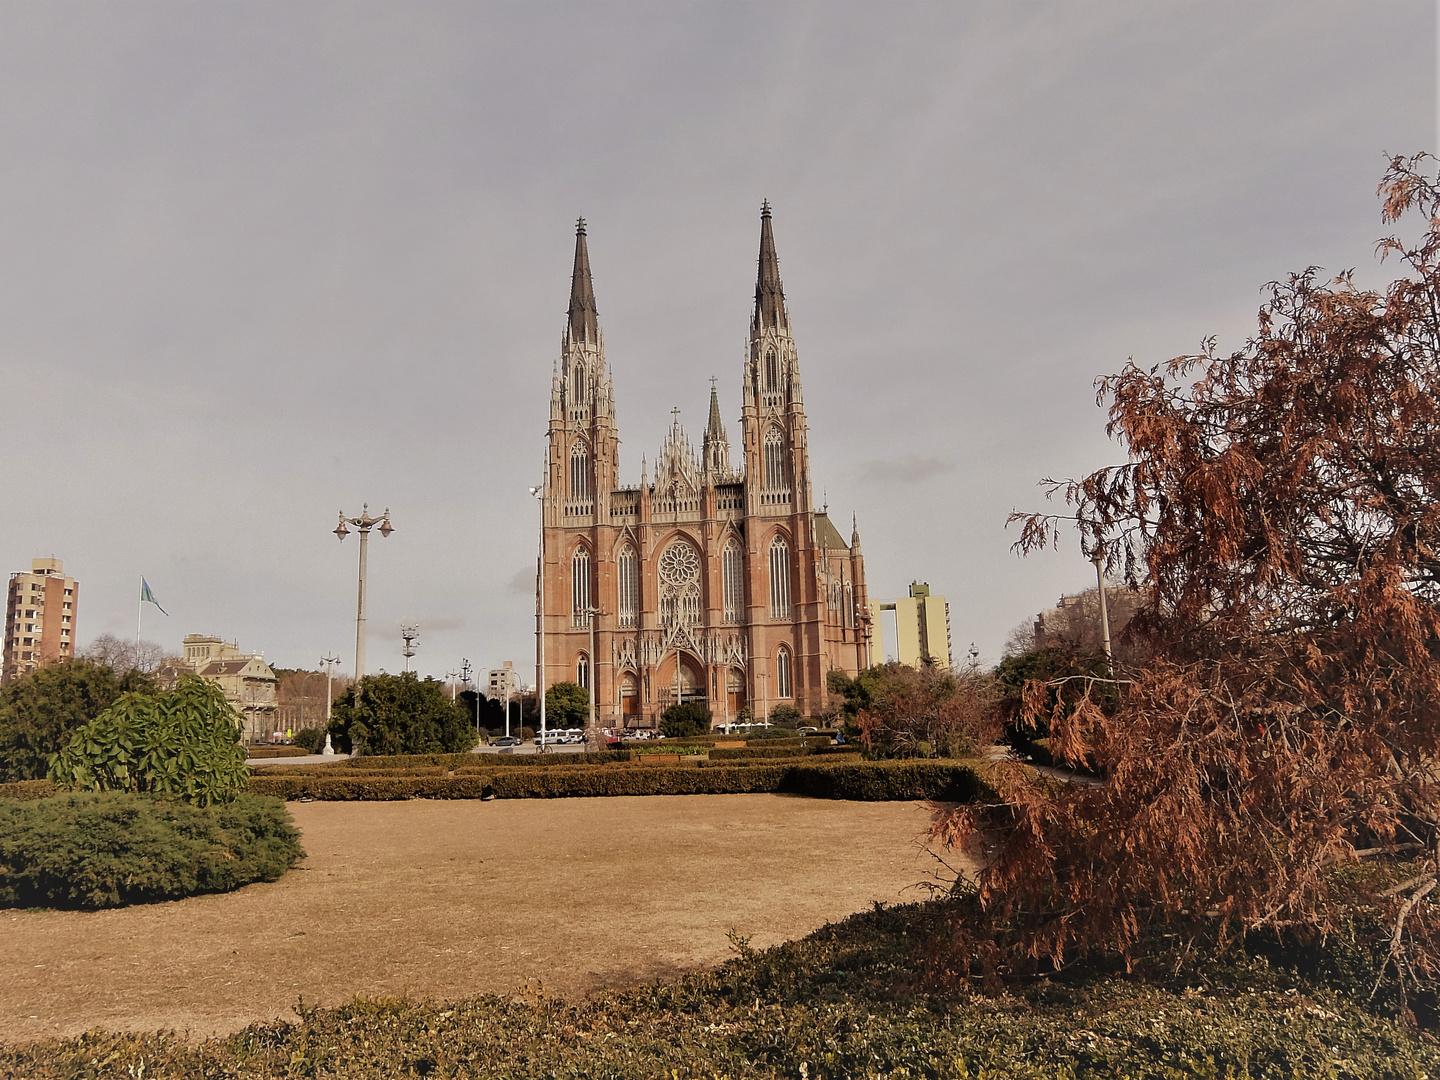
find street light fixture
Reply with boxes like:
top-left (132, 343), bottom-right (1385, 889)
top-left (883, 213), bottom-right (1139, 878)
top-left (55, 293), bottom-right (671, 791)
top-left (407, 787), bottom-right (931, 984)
top-left (334, 504), bottom-right (394, 682)
top-left (576, 604), bottom-right (607, 749)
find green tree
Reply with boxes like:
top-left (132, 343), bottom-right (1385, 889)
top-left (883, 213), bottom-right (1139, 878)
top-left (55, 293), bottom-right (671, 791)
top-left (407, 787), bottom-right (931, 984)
top-left (660, 701), bottom-right (712, 738)
top-left (544, 681), bottom-right (591, 729)
top-left (328, 673), bottom-right (477, 755)
top-left (48, 675), bottom-right (250, 806)
top-left (0, 659), bottom-right (156, 781)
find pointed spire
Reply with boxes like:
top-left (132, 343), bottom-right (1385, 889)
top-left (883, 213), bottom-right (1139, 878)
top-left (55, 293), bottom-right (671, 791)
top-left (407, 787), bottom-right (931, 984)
top-left (568, 217), bottom-right (599, 346)
top-left (705, 377), bottom-right (724, 440)
top-left (851, 513), bottom-right (863, 551)
top-left (753, 200), bottom-right (788, 333)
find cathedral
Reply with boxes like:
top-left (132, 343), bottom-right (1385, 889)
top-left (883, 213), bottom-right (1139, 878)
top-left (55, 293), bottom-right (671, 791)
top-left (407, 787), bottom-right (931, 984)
top-left (537, 204), bottom-right (871, 727)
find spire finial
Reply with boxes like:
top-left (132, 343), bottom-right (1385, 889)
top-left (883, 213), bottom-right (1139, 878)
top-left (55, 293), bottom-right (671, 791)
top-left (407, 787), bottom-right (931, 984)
top-left (576, 216), bottom-right (586, 235)
top-left (761, 198), bottom-right (771, 219)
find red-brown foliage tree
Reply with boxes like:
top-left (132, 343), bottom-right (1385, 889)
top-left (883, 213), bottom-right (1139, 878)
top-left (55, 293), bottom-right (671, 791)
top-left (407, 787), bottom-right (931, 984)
top-left (930, 154), bottom-right (1440, 1007)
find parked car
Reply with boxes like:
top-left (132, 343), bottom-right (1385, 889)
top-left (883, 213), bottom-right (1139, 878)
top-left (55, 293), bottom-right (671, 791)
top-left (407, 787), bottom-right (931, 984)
top-left (491, 736), bottom-right (521, 748)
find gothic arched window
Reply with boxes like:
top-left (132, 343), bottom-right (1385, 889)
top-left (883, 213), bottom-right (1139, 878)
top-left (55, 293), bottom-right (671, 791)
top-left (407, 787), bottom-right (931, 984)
top-left (776, 645), bottom-right (793, 699)
top-left (618, 546), bottom-right (639, 629)
top-left (658, 540), bottom-right (702, 628)
top-left (722, 539), bottom-right (745, 622)
top-left (844, 582), bottom-right (855, 628)
top-left (765, 349), bottom-right (779, 393)
top-left (570, 442), bottom-right (590, 501)
top-left (763, 429), bottom-right (786, 490)
top-left (573, 363), bottom-right (587, 402)
top-left (576, 652), bottom-right (590, 690)
top-left (571, 546), bottom-right (591, 627)
top-left (768, 535), bottom-right (791, 620)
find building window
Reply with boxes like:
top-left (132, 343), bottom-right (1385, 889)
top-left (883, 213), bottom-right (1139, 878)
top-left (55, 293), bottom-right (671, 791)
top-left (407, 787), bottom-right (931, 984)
top-left (776, 646), bottom-right (793, 699)
top-left (577, 653), bottom-right (589, 690)
top-left (573, 362), bottom-right (587, 401)
top-left (844, 582), bottom-right (855, 628)
top-left (618, 546), bottom-right (639, 628)
top-left (570, 443), bottom-right (590, 501)
top-left (763, 429), bottom-right (785, 490)
top-left (765, 349), bottom-right (779, 392)
top-left (722, 540), bottom-right (745, 622)
top-left (769, 535), bottom-right (791, 620)
top-left (571, 547), bottom-right (591, 627)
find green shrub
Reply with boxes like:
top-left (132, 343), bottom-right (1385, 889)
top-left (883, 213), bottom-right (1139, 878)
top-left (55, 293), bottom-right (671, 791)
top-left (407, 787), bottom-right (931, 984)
top-left (246, 758), bottom-right (995, 803)
top-left (48, 675), bottom-right (249, 806)
top-left (330, 672), bottom-right (477, 756)
top-left (0, 658), bottom-right (157, 781)
top-left (0, 791), bottom-right (304, 909)
top-left (544, 681), bottom-right (591, 728)
top-left (768, 702), bottom-right (804, 726)
top-left (291, 727), bottom-right (326, 753)
top-left (246, 745), bottom-right (309, 759)
top-left (660, 701), bottom-right (712, 738)
top-left (709, 744), bottom-right (861, 760)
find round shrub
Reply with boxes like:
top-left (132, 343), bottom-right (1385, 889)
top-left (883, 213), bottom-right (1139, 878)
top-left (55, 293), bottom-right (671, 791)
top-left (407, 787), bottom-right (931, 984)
top-left (0, 790), bottom-right (304, 909)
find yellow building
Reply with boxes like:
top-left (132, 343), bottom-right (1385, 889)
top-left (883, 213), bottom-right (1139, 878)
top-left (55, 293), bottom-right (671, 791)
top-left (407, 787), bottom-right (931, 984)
top-left (872, 582), bottom-right (952, 669)
top-left (183, 634), bottom-right (278, 744)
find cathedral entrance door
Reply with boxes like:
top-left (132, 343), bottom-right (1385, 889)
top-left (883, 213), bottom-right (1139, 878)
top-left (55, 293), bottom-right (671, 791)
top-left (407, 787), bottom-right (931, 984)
top-left (726, 667), bottom-right (747, 718)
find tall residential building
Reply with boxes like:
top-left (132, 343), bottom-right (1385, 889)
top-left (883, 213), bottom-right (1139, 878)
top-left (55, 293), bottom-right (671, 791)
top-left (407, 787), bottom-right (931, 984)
top-left (3, 558), bottom-right (78, 683)
top-left (488, 661), bottom-right (521, 702)
top-left (873, 582), bottom-right (952, 669)
top-left (537, 207), bottom-right (871, 727)
top-left (183, 633), bottom-right (279, 743)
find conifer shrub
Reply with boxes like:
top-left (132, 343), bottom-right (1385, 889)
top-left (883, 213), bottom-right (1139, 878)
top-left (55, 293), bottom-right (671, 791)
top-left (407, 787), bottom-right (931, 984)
top-left (0, 791), bottom-right (303, 909)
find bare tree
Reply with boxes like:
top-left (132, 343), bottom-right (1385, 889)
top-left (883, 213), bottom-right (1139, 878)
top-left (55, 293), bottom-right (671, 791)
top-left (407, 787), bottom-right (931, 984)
top-left (81, 634), bottom-right (166, 674)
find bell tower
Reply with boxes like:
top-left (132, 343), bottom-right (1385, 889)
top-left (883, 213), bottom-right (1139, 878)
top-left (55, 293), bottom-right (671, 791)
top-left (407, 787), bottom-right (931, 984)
top-left (741, 201), bottom-right (811, 517)
top-left (546, 218), bottom-right (619, 522)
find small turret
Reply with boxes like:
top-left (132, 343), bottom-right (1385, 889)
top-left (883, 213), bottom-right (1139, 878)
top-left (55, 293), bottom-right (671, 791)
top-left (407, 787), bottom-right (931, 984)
top-left (702, 377), bottom-right (731, 478)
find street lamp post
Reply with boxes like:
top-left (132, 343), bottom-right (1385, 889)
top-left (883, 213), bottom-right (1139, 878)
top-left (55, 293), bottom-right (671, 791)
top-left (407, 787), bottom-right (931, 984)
top-left (1091, 550), bottom-right (1113, 662)
top-left (334, 505), bottom-right (394, 682)
top-left (529, 483), bottom-right (548, 752)
top-left (577, 605), bottom-right (607, 748)
top-left (320, 654), bottom-right (340, 725)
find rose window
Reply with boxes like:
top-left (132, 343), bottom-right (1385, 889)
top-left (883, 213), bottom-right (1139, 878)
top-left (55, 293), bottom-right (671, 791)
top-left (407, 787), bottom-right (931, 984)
top-left (658, 542), bottom-right (702, 627)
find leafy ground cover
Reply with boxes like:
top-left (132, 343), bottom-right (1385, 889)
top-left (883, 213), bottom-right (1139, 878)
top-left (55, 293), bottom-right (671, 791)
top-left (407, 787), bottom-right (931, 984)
top-left (0, 791), bottom-right (303, 909)
top-left (5, 901), bottom-right (1434, 1078)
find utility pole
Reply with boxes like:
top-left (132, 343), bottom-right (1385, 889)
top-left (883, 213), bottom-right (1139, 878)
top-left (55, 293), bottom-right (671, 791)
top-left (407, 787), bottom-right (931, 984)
top-left (334, 505), bottom-right (394, 681)
top-left (400, 623), bottom-right (419, 672)
top-left (530, 482), bottom-right (548, 751)
top-left (1091, 550), bottom-right (1113, 662)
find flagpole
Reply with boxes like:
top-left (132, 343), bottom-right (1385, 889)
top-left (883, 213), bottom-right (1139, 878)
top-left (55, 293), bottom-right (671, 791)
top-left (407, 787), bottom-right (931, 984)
top-left (136, 576), bottom-right (143, 664)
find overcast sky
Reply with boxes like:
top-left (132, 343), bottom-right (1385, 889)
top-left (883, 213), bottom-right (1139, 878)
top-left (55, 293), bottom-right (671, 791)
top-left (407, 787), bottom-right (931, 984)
top-left (0, 1), bottom-right (1434, 681)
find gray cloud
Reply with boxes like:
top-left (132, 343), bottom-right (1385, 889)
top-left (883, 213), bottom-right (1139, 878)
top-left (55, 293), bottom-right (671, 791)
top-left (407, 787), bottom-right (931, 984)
top-left (858, 455), bottom-right (956, 485)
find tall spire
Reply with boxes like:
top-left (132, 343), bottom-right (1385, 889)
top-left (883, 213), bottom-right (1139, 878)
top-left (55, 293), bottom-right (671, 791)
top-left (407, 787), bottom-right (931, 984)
top-left (568, 217), bottom-right (599, 346)
top-left (705, 377), bottom-right (724, 440)
top-left (753, 199), bottom-right (788, 333)
top-left (702, 375), bottom-right (731, 477)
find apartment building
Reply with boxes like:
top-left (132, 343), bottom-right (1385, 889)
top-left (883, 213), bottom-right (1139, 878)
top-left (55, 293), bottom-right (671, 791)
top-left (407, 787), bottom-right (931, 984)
top-left (3, 558), bottom-right (78, 684)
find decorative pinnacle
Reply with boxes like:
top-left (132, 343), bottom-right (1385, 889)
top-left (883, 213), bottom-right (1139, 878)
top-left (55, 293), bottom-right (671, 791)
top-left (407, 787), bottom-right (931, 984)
top-left (761, 198), bottom-right (771, 219)
top-left (576, 216), bottom-right (586, 235)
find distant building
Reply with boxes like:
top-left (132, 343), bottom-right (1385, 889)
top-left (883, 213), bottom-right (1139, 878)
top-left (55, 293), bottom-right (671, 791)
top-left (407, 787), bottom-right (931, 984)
top-left (3, 558), bottom-right (78, 684)
top-left (183, 633), bottom-right (279, 743)
top-left (871, 581), bottom-right (952, 669)
top-left (488, 661), bottom-right (521, 702)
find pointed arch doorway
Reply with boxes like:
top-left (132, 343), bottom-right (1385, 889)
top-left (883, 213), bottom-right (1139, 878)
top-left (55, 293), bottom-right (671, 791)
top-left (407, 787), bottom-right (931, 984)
top-left (656, 651), bottom-right (706, 711)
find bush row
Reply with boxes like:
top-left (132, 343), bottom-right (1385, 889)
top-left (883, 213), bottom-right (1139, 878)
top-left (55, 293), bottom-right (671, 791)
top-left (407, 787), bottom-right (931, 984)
top-left (0, 791), bottom-right (304, 909)
top-left (245, 745), bottom-right (310, 759)
top-left (708, 744), bottom-right (861, 760)
top-left (246, 759), bottom-right (994, 803)
top-left (0, 778), bottom-right (57, 801)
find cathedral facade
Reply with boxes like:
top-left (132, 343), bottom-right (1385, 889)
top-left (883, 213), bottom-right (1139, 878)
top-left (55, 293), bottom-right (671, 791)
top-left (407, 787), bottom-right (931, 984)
top-left (537, 205), bottom-right (871, 727)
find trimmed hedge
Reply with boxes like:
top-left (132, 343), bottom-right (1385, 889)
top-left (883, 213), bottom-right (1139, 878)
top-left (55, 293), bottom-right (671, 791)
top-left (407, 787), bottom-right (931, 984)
top-left (0, 778), bottom-right (56, 801)
top-left (338, 750), bottom-right (634, 771)
top-left (709, 744), bottom-right (861, 761)
top-left (246, 759), bottom-right (995, 803)
top-left (0, 791), bottom-right (304, 909)
top-left (245, 745), bottom-right (309, 759)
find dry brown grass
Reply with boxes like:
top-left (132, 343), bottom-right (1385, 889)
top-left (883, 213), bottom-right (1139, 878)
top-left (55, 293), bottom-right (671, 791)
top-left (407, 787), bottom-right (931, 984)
top-left (1, 794), bottom-right (939, 1042)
